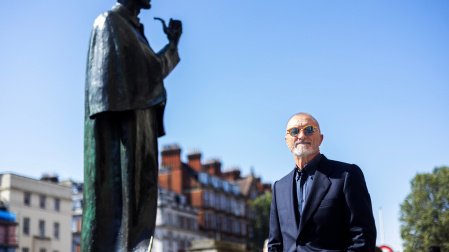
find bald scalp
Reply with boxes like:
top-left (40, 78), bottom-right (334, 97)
top-left (287, 112), bottom-right (320, 130)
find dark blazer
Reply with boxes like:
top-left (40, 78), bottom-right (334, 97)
top-left (268, 154), bottom-right (376, 252)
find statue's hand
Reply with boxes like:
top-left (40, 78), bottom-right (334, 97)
top-left (167, 19), bottom-right (182, 46)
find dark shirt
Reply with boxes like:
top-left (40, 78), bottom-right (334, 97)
top-left (294, 153), bottom-right (321, 222)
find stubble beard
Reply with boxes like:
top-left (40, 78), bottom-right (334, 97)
top-left (289, 139), bottom-right (319, 158)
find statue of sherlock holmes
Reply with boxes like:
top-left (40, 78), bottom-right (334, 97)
top-left (82, 0), bottom-right (182, 250)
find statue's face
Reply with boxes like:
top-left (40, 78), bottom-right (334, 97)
top-left (137, 0), bottom-right (151, 9)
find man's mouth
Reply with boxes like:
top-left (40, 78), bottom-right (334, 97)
top-left (295, 140), bottom-right (311, 146)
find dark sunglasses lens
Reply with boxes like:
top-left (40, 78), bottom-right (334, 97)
top-left (290, 128), bottom-right (299, 136)
top-left (304, 126), bottom-right (314, 135)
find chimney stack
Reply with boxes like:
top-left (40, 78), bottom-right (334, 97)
top-left (203, 159), bottom-right (222, 176)
top-left (187, 150), bottom-right (202, 172)
top-left (161, 144), bottom-right (182, 170)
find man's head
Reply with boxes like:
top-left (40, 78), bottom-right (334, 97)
top-left (285, 113), bottom-right (323, 159)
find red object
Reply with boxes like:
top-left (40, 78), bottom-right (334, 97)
top-left (380, 245), bottom-right (393, 252)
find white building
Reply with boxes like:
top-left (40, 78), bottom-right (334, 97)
top-left (59, 180), bottom-right (83, 252)
top-left (0, 173), bottom-right (72, 252)
top-left (152, 187), bottom-right (206, 252)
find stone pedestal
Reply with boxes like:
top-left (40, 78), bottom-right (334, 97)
top-left (188, 239), bottom-right (246, 252)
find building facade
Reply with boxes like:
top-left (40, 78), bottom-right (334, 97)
top-left (60, 179), bottom-right (205, 252)
top-left (58, 181), bottom-right (82, 252)
top-left (152, 187), bottom-right (205, 252)
top-left (0, 173), bottom-right (72, 252)
top-left (158, 145), bottom-right (271, 245)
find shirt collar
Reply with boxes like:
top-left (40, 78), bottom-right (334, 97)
top-left (295, 153), bottom-right (321, 177)
top-left (112, 3), bottom-right (141, 28)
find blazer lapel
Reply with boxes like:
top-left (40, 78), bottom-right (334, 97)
top-left (298, 156), bottom-right (331, 236)
top-left (281, 169), bottom-right (300, 235)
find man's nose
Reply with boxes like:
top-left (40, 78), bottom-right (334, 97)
top-left (297, 129), bottom-right (306, 138)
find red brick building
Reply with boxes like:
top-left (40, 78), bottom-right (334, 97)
top-left (158, 144), bottom-right (271, 244)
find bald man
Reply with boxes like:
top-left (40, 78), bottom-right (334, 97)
top-left (268, 113), bottom-right (376, 252)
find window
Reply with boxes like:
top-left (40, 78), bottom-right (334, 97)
top-left (220, 195), bottom-right (226, 210)
top-left (39, 195), bottom-right (46, 209)
top-left (233, 221), bottom-right (240, 234)
top-left (177, 238), bottom-right (182, 250)
top-left (203, 191), bottom-right (208, 207)
top-left (218, 216), bottom-right (224, 231)
top-left (208, 191), bottom-right (214, 207)
top-left (173, 214), bottom-right (179, 227)
top-left (168, 232), bottom-right (173, 248)
top-left (54, 222), bottom-right (60, 239)
top-left (231, 199), bottom-right (237, 215)
top-left (204, 213), bottom-right (210, 229)
top-left (240, 201), bottom-right (246, 217)
top-left (198, 172), bottom-right (209, 185)
top-left (211, 177), bottom-right (220, 189)
top-left (39, 249), bottom-right (46, 252)
top-left (39, 220), bottom-right (45, 237)
top-left (192, 218), bottom-right (198, 230)
top-left (232, 184), bottom-right (239, 195)
top-left (73, 199), bottom-right (82, 210)
top-left (214, 194), bottom-right (220, 209)
top-left (22, 248), bottom-right (29, 252)
top-left (24, 192), bottom-right (31, 206)
top-left (242, 222), bottom-right (247, 236)
top-left (211, 214), bottom-right (216, 230)
top-left (72, 216), bottom-right (82, 232)
top-left (223, 181), bottom-right (230, 192)
top-left (23, 217), bottom-right (30, 235)
top-left (54, 198), bottom-right (60, 211)
top-left (222, 216), bottom-right (228, 232)
top-left (179, 195), bottom-right (186, 205)
top-left (166, 213), bottom-right (172, 225)
top-left (178, 216), bottom-right (183, 228)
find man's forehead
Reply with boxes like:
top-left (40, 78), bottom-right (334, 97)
top-left (287, 115), bottom-right (318, 128)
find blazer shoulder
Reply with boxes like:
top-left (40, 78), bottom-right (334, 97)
top-left (274, 168), bottom-right (295, 188)
top-left (320, 155), bottom-right (363, 176)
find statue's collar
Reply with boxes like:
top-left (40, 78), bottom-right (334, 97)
top-left (112, 3), bottom-right (141, 28)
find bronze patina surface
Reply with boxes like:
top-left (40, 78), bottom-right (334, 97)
top-left (82, 0), bottom-right (182, 251)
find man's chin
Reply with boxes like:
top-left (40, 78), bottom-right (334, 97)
top-left (292, 148), bottom-right (314, 158)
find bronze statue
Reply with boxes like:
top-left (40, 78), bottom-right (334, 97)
top-left (82, 0), bottom-right (182, 250)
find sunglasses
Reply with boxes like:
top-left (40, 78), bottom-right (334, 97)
top-left (287, 125), bottom-right (319, 137)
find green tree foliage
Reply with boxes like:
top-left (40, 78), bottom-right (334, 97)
top-left (248, 192), bottom-right (272, 252)
top-left (400, 166), bottom-right (449, 251)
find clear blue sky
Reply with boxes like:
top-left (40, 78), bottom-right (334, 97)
top-left (1, 0), bottom-right (448, 250)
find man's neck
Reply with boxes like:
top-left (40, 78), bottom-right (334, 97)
top-left (295, 152), bottom-right (320, 169)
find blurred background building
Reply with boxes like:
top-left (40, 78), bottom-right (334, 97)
top-left (0, 173), bottom-right (72, 252)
